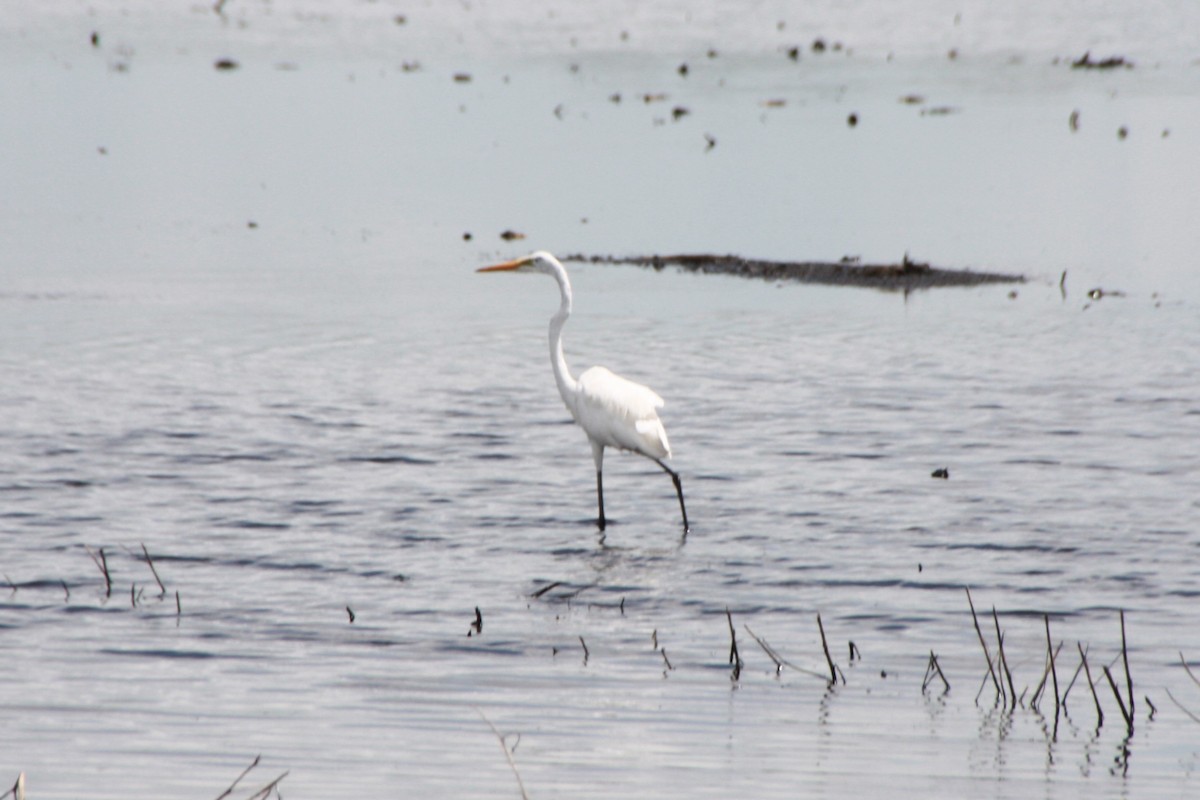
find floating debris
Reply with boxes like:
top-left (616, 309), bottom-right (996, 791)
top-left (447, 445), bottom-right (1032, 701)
top-left (1072, 52), bottom-right (1133, 70)
top-left (453, 72), bottom-right (472, 83)
top-left (563, 253), bottom-right (1026, 292)
top-left (704, 133), bottom-right (717, 151)
top-left (500, 230), bottom-right (526, 242)
top-left (1069, 109), bottom-right (1080, 131)
top-left (900, 94), bottom-right (925, 105)
top-left (921, 106), bottom-right (960, 116)
top-left (847, 112), bottom-right (858, 127)
top-left (214, 58), bottom-right (239, 71)
top-left (671, 106), bottom-right (690, 121)
top-left (1118, 125), bottom-right (1129, 140)
top-left (931, 468), bottom-right (950, 479)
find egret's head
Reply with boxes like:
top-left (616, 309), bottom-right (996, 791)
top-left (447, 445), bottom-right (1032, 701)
top-left (477, 251), bottom-right (561, 276)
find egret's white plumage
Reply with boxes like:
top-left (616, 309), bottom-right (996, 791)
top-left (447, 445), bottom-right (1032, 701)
top-left (477, 251), bottom-right (688, 533)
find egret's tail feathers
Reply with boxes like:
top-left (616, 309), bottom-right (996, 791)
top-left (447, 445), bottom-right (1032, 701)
top-left (635, 418), bottom-right (672, 459)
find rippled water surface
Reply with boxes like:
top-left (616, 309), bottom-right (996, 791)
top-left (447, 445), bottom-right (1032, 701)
top-left (4, 2), bottom-right (1200, 797)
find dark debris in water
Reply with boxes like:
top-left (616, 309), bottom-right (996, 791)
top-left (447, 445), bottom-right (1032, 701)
top-left (1070, 51), bottom-right (1134, 70)
top-left (563, 253), bottom-right (1025, 291)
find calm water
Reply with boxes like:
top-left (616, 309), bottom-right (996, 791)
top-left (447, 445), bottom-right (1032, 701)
top-left (3, 3), bottom-right (1200, 797)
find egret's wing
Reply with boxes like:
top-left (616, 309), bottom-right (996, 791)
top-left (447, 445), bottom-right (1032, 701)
top-left (575, 366), bottom-right (671, 459)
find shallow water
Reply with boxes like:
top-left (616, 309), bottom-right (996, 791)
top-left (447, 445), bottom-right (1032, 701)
top-left (3, 3), bottom-right (1200, 798)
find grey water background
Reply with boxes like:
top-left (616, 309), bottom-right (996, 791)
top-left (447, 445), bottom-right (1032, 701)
top-left (3, 2), bottom-right (1200, 797)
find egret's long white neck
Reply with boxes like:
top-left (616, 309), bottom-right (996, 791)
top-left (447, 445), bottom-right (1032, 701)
top-left (547, 260), bottom-right (579, 403)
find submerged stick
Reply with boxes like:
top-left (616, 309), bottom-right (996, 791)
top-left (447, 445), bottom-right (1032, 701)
top-left (816, 613), bottom-right (841, 685)
top-left (1046, 618), bottom-right (1061, 720)
top-left (1181, 652), bottom-right (1200, 688)
top-left (1164, 687), bottom-right (1200, 724)
top-left (578, 635), bottom-right (589, 664)
top-left (1078, 642), bottom-right (1104, 727)
top-left (85, 545), bottom-right (112, 597)
top-left (140, 543), bottom-right (167, 597)
top-left (743, 624), bottom-right (827, 680)
top-left (726, 608), bottom-right (742, 680)
top-left (923, 651), bottom-right (950, 693)
top-left (991, 607), bottom-right (1016, 710)
top-left (1103, 665), bottom-right (1133, 730)
top-left (1061, 650), bottom-right (1086, 710)
top-left (531, 581), bottom-right (562, 599)
top-left (214, 754), bottom-right (260, 800)
top-left (477, 709), bottom-right (530, 800)
top-left (965, 588), bottom-right (1001, 702)
top-left (245, 772), bottom-right (289, 800)
top-left (744, 624), bottom-right (783, 674)
top-left (1120, 610), bottom-right (1134, 724)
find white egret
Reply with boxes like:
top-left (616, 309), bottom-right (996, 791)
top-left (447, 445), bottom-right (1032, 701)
top-left (477, 251), bottom-right (689, 534)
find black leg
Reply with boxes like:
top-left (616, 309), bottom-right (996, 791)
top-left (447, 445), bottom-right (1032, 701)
top-left (653, 459), bottom-right (689, 534)
top-left (596, 470), bottom-right (606, 530)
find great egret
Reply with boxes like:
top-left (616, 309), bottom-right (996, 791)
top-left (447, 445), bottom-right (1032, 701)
top-left (477, 251), bottom-right (689, 534)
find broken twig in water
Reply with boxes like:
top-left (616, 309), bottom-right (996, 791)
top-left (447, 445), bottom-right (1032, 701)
top-left (816, 613), bottom-right (842, 685)
top-left (531, 581), bottom-right (563, 599)
top-left (1046, 616), bottom-right (1061, 720)
top-left (1120, 610), bottom-right (1135, 724)
top-left (965, 588), bottom-right (1001, 703)
top-left (244, 771), bottom-right (289, 800)
top-left (476, 708), bottom-right (530, 800)
top-left (744, 624), bottom-right (783, 674)
top-left (726, 608), bottom-right (742, 681)
top-left (923, 651), bottom-right (950, 693)
top-left (140, 542), bottom-right (166, 597)
top-left (579, 635), bottom-right (589, 664)
top-left (1078, 642), bottom-right (1104, 727)
top-left (1103, 665), bottom-right (1133, 730)
top-left (743, 624), bottom-right (827, 680)
top-left (214, 755), bottom-right (260, 800)
top-left (991, 607), bottom-right (1017, 710)
top-left (1061, 645), bottom-right (1086, 711)
top-left (1165, 687), bottom-right (1200, 724)
top-left (85, 545), bottom-right (112, 597)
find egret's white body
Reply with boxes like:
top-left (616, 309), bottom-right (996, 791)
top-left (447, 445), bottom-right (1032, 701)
top-left (478, 251), bottom-right (688, 533)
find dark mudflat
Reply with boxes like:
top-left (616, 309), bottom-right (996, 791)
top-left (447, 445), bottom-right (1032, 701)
top-left (564, 253), bottom-right (1025, 292)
